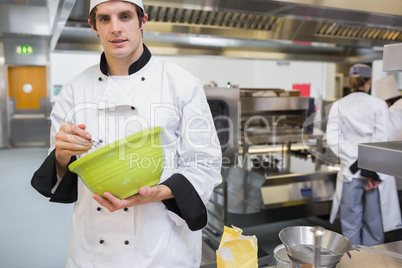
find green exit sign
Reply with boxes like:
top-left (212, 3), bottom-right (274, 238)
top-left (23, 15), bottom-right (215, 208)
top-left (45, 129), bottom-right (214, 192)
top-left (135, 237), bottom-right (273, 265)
top-left (16, 45), bottom-right (34, 55)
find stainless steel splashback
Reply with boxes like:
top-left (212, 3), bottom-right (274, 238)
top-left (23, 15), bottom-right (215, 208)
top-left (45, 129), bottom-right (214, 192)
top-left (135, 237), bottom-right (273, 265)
top-left (204, 87), bottom-right (240, 165)
top-left (241, 96), bottom-right (310, 114)
top-left (240, 92), bottom-right (314, 144)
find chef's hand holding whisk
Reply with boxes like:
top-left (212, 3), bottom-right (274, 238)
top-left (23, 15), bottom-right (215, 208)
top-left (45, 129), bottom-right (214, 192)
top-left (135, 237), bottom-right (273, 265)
top-left (54, 122), bottom-right (94, 177)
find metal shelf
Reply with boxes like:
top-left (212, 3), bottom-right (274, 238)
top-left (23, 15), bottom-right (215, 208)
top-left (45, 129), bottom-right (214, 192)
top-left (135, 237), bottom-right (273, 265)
top-left (358, 141), bottom-right (402, 177)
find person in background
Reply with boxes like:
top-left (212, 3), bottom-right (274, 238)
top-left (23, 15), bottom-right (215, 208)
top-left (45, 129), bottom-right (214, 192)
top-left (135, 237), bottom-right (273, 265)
top-left (208, 80), bottom-right (218, 87)
top-left (326, 64), bottom-right (402, 246)
top-left (374, 75), bottom-right (402, 141)
top-left (374, 75), bottom-right (402, 240)
top-left (31, 0), bottom-right (222, 267)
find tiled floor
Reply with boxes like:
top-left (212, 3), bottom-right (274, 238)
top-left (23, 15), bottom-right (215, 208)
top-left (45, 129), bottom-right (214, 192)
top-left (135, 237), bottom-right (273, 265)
top-left (0, 147), bottom-right (400, 268)
top-left (0, 147), bottom-right (73, 268)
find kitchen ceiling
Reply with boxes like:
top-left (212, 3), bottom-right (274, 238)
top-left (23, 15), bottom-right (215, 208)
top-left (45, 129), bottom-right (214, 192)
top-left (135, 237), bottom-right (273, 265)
top-left (2, 0), bottom-right (402, 63)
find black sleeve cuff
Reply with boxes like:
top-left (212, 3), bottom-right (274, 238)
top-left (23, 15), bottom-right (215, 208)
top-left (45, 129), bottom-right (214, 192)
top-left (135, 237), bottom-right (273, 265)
top-left (354, 159), bottom-right (380, 180)
top-left (161, 173), bottom-right (207, 231)
top-left (360, 169), bottom-right (380, 181)
top-left (31, 149), bottom-right (78, 203)
top-left (350, 160), bottom-right (359, 174)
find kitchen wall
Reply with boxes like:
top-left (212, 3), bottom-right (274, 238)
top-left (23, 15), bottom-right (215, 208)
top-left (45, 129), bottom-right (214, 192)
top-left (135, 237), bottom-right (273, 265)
top-left (12, 48), bottom-right (398, 149)
top-left (49, 51), bottom-right (336, 102)
top-left (49, 51), bottom-right (102, 102)
top-left (0, 47), bottom-right (339, 149)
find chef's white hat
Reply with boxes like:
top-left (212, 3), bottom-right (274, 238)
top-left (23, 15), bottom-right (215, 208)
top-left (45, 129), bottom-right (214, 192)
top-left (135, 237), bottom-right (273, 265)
top-left (89, 0), bottom-right (144, 14)
top-left (374, 75), bottom-right (400, 101)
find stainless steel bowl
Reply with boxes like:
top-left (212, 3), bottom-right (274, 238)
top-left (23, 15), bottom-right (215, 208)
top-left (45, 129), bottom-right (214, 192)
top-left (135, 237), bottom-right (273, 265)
top-left (279, 226), bottom-right (352, 266)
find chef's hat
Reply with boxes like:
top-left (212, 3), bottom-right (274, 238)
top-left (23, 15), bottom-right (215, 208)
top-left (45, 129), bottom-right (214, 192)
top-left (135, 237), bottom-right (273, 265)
top-left (89, 0), bottom-right (144, 14)
top-left (374, 75), bottom-right (400, 101)
top-left (349, 64), bottom-right (372, 78)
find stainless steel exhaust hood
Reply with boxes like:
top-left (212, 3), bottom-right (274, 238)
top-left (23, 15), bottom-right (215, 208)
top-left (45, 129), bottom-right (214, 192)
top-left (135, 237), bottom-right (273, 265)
top-left (1, 0), bottom-right (402, 63)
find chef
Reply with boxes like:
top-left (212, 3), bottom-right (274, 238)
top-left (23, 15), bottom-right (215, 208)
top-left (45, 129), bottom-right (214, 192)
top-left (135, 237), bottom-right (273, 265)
top-left (374, 75), bottom-right (402, 141)
top-left (31, 0), bottom-right (222, 267)
top-left (374, 75), bottom-right (402, 240)
top-left (326, 64), bottom-right (402, 246)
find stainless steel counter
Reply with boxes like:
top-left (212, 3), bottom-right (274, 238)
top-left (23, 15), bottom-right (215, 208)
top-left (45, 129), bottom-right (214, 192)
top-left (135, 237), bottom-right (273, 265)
top-left (204, 241), bottom-right (402, 268)
top-left (338, 241), bottom-right (402, 267)
top-left (265, 240), bottom-right (402, 268)
top-left (358, 141), bottom-right (402, 177)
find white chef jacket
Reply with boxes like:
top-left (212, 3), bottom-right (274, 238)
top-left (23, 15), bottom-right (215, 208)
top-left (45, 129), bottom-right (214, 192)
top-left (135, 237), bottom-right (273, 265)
top-left (326, 91), bottom-right (402, 232)
top-left (388, 98), bottom-right (402, 141)
top-left (36, 49), bottom-right (222, 267)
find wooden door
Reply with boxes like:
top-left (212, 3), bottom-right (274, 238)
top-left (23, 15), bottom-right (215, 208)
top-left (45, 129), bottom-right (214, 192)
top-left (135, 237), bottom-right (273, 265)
top-left (7, 66), bottom-right (49, 147)
top-left (7, 66), bottom-right (47, 110)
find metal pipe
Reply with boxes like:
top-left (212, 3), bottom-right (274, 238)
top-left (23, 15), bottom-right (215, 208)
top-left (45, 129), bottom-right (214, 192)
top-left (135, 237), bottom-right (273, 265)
top-left (311, 226), bottom-right (326, 268)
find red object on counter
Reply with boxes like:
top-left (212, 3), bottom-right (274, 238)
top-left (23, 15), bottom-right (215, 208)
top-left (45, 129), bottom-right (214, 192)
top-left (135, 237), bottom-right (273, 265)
top-left (292, 83), bottom-right (311, 97)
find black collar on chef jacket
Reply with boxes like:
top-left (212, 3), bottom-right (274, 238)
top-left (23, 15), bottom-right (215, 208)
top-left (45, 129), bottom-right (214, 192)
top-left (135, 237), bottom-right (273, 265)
top-left (351, 89), bottom-right (369, 94)
top-left (99, 44), bottom-right (152, 76)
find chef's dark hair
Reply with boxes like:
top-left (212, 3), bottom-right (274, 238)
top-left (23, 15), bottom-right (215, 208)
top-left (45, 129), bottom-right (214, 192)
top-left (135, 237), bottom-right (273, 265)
top-left (89, 3), bottom-right (144, 31)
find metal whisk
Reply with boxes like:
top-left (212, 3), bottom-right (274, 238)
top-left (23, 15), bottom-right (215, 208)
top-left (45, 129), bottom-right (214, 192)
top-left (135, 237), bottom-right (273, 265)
top-left (66, 121), bottom-right (102, 149)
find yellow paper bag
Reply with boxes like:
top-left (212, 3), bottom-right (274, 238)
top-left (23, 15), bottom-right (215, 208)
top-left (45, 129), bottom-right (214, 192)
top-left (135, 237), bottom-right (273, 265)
top-left (216, 225), bottom-right (258, 268)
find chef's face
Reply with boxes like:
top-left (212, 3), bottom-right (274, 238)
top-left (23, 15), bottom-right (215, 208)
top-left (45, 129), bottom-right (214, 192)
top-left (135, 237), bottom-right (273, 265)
top-left (89, 1), bottom-right (148, 63)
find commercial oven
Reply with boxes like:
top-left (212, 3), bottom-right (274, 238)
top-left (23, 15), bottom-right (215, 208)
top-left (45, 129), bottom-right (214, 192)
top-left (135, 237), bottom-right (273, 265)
top-left (204, 86), bottom-right (337, 237)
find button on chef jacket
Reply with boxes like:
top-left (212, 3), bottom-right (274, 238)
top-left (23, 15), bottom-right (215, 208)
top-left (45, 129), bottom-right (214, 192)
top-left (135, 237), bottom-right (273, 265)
top-left (31, 45), bottom-right (223, 268)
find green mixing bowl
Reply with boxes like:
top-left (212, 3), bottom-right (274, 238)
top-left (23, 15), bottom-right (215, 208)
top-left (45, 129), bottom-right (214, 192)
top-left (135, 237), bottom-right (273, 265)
top-left (68, 127), bottom-right (164, 199)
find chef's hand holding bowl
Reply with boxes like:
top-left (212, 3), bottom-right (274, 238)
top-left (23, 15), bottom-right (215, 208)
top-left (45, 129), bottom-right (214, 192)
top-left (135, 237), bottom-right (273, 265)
top-left (68, 127), bottom-right (172, 212)
top-left (92, 184), bottom-right (173, 212)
